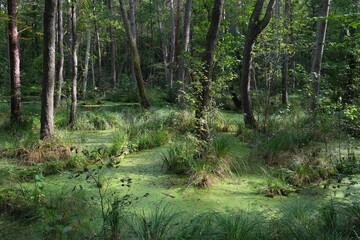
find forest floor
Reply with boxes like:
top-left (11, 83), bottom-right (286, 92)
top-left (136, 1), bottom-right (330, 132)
top-left (1, 101), bottom-right (360, 239)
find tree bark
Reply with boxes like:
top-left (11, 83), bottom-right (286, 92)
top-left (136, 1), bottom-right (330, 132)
top-left (119, 0), bottom-right (150, 109)
top-left (40, 0), bottom-right (57, 140)
top-left (195, 0), bottom-right (224, 141)
top-left (310, 0), bottom-right (330, 110)
top-left (169, 0), bottom-right (176, 89)
top-left (240, 0), bottom-right (276, 129)
top-left (94, 20), bottom-right (101, 88)
top-left (174, 0), bottom-right (181, 67)
top-left (55, 0), bottom-right (64, 107)
top-left (156, 3), bottom-right (170, 88)
top-left (68, 0), bottom-right (78, 126)
top-left (282, 0), bottom-right (290, 105)
top-left (7, 0), bottom-right (21, 123)
top-left (108, 0), bottom-right (117, 89)
top-left (82, 27), bottom-right (91, 98)
top-left (177, 0), bottom-right (192, 106)
top-left (129, 0), bottom-right (137, 84)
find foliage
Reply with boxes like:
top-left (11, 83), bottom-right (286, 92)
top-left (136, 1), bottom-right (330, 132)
top-left (70, 111), bottom-right (126, 131)
top-left (127, 205), bottom-right (181, 240)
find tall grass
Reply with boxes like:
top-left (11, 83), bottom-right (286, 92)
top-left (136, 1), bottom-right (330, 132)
top-left (127, 205), bottom-right (181, 240)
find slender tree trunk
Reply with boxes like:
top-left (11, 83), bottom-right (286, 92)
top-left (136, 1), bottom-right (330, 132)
top-left (169, 0), bottom-right (175, 89)
top-left (310, 0), bottom-right (330, 110)
top-left (94, 20), bottom-right (101, 88)
top-left (119, 0), bottom-right (150, 109)
top-left (7, 0), bottom-right (21, 123)
top-left (40, 0), bottom-right (57, 140)
top-left (68, 0), bottom-right (78, 126)
top-left (195, 0), bottom-right (224, 141)
top-left (157, 3), bottom-right (170, 88)
top-left (240, 0), bottom-right (275, 129)
top-left (55, 0), bottom-right (64, 107)
top-left (177, 0), bottom-right (192, 106)
top-left (108, 0), bottom-right (117, 89)
top-left (82, 27), bottom-right (91, 98)
top-left (174, 0), bottom-right (181, 67)
top-left (129, 0), bottom-right (137, 83)
top-left (282, 0), bottom-right (290, 105)
top-left (91, 53), bottom-right (96, 88)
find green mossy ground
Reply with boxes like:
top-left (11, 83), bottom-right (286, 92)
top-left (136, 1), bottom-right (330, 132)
top-left (1, 101), bottom-right (360, 239)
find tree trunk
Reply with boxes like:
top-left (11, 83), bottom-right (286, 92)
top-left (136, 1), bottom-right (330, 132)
top-left (68, 0), bottom-right (78, 126)
top-left (310, 0), bottom-right (330, 110)
top-left (55, 0), bottom-right (64, 107)
top-left (129, 0), bottom-right (137, 84)
top-left (174, 0), bottom-right (181, 67)
top-left (94, 20), bottom-right (101, 88)
top-left (108, 0), bottom-right (116, 89)
top-left (7, 0), bottom-right (21, 123)
top-left (169, 0), bottom-right (176, 89)
top-left (195, 0), bottom-right (224, 141)
top-left (240, 0), bottom-right (275, 129)
top-left (82, 27), bottom-right (91, 98)
top-left (119, 0), bottom-right (150, 109)
top-left (40, 0), bottom-right (57, 140)
top-left (282, 0), bottom-right (290, 105)
top-left (177, 0), bottom-right (192, 106)
top-left (157, 3), bottom-right (169, 88)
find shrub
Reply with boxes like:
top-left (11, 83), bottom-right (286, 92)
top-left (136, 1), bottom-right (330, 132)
top-left (41, 189), bottom-right (92, 240)
top-left (109, 130), bottom-right (129, 156)
top-left (165, 110), bottom-right (196, 134)
top-left (71, 111), bottom-right (125, 131)
top-left (128, 205), bottom-right (181, 240)
top-left (0, 187), bottom-right (40, 222)
top-left (130, 129), bottom-right (170, 152)
top-left (162, 135), bottom-right (199, 175)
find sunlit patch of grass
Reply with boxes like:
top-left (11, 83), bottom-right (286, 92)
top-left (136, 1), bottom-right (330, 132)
top-left (162, 134), bottom-right (248, 187)
top-left (68, 111), bottom-right (126, 131)
top-left (127, 204), bottom-right (181, 240)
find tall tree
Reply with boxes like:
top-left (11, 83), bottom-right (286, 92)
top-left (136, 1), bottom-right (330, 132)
top-left (156, 2), bottom-right (169, 87)
top-left (107, 0), bottom-right (116, 89)
top-left (177, 0), bottom-right (192, 106)
top-left (7, 0), bottom-right (21, 123)
top-left (82, 26), bottom-right (91, 98)
top-left (129, 0), bottom-right (137, 84)
top-left (195, 0), bottom-right (224, 141)
top-left (282, 0), bottom-right (290, 105)
top-left (240, 0), bottom-right (276, 129)
top-left (93, 0), bottom-right (101, 88)
top-left (40, 0), bottom-right (57, 140)
top-left (68, 0), bottom-right (78, 126)
top-left (310, 0), bottom-right (330, 110)
top-left (169, 0), bottom-right (176, 89)
top-left (55, 0), bottom-right (64, 107)
top-left (119, 0), bottom-right (150, 109)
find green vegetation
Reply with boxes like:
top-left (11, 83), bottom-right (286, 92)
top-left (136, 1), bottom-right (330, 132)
top-left (1, 0), bottom-right (360, 238)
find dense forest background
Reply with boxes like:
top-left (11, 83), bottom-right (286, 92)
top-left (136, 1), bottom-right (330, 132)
top-left (1, 0), bottom-right (360, 239)
top-left (1, 0), bottom-right (359, 122)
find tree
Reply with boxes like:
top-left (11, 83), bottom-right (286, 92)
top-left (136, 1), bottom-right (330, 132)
top-left (55, 0), bottom-right (64, 107)
top-left (240, 0), bottom-right (276, 129)
top-left (281, 0), bottom-right (290, 105)
top-left (169, 0), bottom-right (176, 89)
top-left (119, 0), bottom-right (150, 109)
top-left (68, 0), bottom-right (78, 126)
top-left (82, 26), bottom-right (92, 98)
top-left (195, 0), bottom-right (224, 141)
top-left (310, 0), bottom-right (331, 110)
top-left (177, 0), bottom-right (192, 106)
top-left (7, 0), bottom-right (21, 123)
top-left (40, 0), bottom-right (57, 140)
top-left (107, 0), bottom-right (116, 89)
